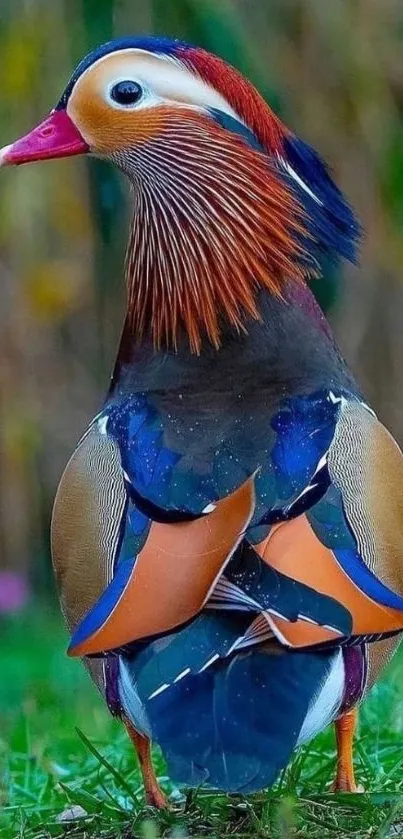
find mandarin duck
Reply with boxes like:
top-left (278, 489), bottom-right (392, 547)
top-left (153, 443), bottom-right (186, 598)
top-left (2, 35), bottom-right (403, 806)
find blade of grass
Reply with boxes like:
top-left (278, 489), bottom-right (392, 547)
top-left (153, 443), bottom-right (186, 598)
top-left (75, 728), bottom-right (139, 805)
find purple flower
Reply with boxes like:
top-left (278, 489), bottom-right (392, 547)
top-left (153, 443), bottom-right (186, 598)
top-left (0, 571), bottom-right (29, 614)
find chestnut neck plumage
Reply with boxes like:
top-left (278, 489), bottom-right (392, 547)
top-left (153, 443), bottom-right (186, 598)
top-left (114, 108), bottom-right (317, 355)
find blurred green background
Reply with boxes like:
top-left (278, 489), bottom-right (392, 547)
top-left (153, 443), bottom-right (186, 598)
top-left (0, 0), bottom-right (403, 604)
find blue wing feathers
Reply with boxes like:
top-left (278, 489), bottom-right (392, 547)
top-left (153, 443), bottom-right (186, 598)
top-left (224, 543), bottom-right (352, 635)
top-left (271, 392), bottom-right (339, 499)
top-left (68, 558), bottom-right (135, 654)
top-left (335, 548), bottom-right (403, 611)
top-left (308, 489), bottom-right (403, 610)
top-left (104, 389), bottom-right (342, 520)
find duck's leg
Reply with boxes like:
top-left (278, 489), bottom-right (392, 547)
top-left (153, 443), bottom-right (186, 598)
top-left (332, 708), bottom-right (360, 792)
top-left (124, 720), bottom-right (168, 809)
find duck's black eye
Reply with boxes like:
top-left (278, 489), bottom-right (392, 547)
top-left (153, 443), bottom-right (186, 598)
top-left (110, 80), bottom-right (143, 106)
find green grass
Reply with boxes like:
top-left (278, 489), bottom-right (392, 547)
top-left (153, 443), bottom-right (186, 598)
top-left (1, 606), bottom-right (403, 838)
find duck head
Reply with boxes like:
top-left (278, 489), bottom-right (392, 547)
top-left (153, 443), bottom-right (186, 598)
top-left (0, 36), bottom-right (359, 352)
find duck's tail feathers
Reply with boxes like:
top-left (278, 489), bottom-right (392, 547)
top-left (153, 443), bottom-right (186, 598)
top-left (119, 630), bottom-right (340, 793)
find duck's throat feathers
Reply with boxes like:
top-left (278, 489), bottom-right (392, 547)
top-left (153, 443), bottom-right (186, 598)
top-left (118, 109), bottom-right (352, 353)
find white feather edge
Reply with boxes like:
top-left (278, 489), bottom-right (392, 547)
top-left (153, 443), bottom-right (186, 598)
top-left (296, 649), bottom-right (345, 746)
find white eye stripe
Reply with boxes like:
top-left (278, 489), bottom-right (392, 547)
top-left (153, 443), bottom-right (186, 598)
top-left (73, 48), bottom-right (241, 121)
